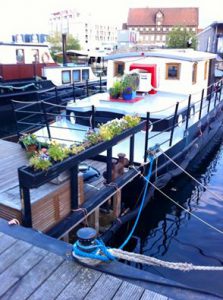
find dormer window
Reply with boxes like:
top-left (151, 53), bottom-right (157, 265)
top-left (156, 10), bottom-right (164, 26)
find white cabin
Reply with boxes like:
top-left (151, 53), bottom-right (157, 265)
top-left (107, 49), bottom-right (216, 100)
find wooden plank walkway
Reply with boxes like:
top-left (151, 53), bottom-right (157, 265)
top-left (0, 222), bottom-right (169, 300)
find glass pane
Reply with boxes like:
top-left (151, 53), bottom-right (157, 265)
top-left (62, 71), bottom-right (71, 84)
top-left (16, 49), bottom-right (24, 63)
top-left (73, 70), bottom-right (81, 82)
top-left (82, 69), bottom-right (89, 81)
top-left (168, 66), bottom-right (178, 78)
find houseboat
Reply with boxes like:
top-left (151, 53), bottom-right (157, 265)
top-left (13, 48), bottom-right (223, 243)
top-left (60, 48), bottom-right (223, 239)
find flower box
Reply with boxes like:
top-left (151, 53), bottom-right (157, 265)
top-left (18, 121), bottom-right (145, 189)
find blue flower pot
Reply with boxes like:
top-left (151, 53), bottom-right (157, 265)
top-left (122, 91), bottom-right (136, 101)
top-left (122, 92), bottom-right (132, 100)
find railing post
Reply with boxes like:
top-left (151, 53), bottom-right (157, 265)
top-left (72, 82), bottom-right (76, 102)
top-left (10, 100), bottom-right (20, 138)
top-left (207, 84), bottom-right (213, 113)
top-left (214, 84), bottom-right (218, 107)
top-left (70, 165), bottom-right (79, 209)
top-left (40, 100), bottom-right (51, 140)
top-left (144, 112), bottom-right (150, 162)
top-left (218, 80), bottom-right (223, 102)
top-left (107, 148), bottom-right (113, 183)
top-left (91, 105), bottom-right (95, 130)
top-left (86, 80), bottom-right (89, 97)
top-left (99, 74), bottom-right (102, 93)
top-left (169, 102), bottom-right (179, 147)
top-left (53, 87), bottom-right (61, 114)
top-left (129, 134), bottom-right (135, 165)
top-left (199, 89), bottom-right (204, 120)
top-left (185, 95), bottom-right (191, 131)
top-left (19, 175), bottom-right (32, 227)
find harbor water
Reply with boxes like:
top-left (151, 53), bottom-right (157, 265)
top-left (126, 141), bottom-right (223, 298)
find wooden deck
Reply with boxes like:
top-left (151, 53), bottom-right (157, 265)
top-left (0, 219), bottom-right (169, 300)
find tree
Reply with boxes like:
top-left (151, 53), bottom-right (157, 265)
top-left (166, 27), bottom-right (197, 49)
top-left (47, 32), bottom-right (81, 62)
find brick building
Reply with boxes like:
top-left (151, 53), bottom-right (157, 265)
top-left (125, 7), bottom-right (198, 47)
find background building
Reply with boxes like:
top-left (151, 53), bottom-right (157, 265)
top-left (197, 21), bottom-right (223, 79)
top-left (49, 9), bottom-right (118, 52)
top-left (125, 7), bottom-right (198, 47)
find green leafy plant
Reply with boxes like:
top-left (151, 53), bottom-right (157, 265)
top-left (48, 142), bottom-right (69, 162)
top-left (109, 80), bottom-right (123, 98)
top-left (99, 119), bottom-right (124, 140)
top-left (70, 144), bottom-right (86, 155)
top-left (123, 114), bottom-right (141, 128)
top-left (85, 129), bottom-right (102, 145)
top-left (121, 73), bottom-right (139, 92)
top-left (19, 133), bottom-right (39, 149)
top-left (29, 153), bottom-right (52, 171)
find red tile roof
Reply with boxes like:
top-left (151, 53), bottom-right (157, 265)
top-left (127, 7), bottom-right (198, 27)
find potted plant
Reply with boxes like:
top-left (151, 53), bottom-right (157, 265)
top-left (19, 133), bottom-right (39, 152)
top-left (121, 73), bottom-right (139, 100)
top-left (109, 80), bottom-right (122, 99)
top-left (47, 141), bottom-right (70, 162)
top-left (29, 151), bottom-right (52, 171)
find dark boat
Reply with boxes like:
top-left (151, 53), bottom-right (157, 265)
top-left (0, 42), bottom-right (107, 137)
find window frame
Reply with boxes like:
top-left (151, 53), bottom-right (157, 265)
top-left (16, 49), bottom-right (25, 64)
top-left (192, 62), bottom-right (197, 85)
top-left (204, 61), bottom-right (209, 80)
top-left (62, 70), bottom-right (71, 84)
top-left (165, 63), bottom-right (181, 80)
top-left (114, 61), bottom-right (125, 76)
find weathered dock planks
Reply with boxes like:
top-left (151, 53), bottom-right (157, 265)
top-left (0, 222), bottom-right (169, 300)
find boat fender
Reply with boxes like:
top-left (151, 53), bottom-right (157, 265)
top-left (41, 52), bottom-right (50, 63)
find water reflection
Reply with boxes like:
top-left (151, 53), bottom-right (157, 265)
top-left (128, 142), bottom-right (223, 296)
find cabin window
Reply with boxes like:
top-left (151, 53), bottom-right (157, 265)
top-left (32, 49), bottom-right (39, 63)
top-left (192, 63), bottom-right (197, 84)
top-left (204, 61), bottom-right (209, 80)
top-left (62, 70), bottom-right (71, 84)
top-left (114, 61), bottom-right (124, 76)
top-left (16, 49), bottom-right (25, 63)
top-left (73, 70), bottom-right (81, 82)
top-left (82, 69), bottom-right (89, 81)
top-left (166, 63), bottom-right (181, 80)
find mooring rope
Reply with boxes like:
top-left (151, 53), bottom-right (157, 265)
top-left (110, 249), bottom-right (223, 271)
top-left (72, 148), bottom-right (223, 270)
top-left (160, 149), bottom-right (223, 203)
top-left (148, 180), bottom-right (223, 235)
top-left (72, 238), bottom-right (223, 270)
top-left (119, 155), bottom-right (154, 249)
top-left (131, 164), bottom-right (223, 235)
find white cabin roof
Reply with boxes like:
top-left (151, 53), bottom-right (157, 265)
top-left (106, 49), bottom-right (216, 62)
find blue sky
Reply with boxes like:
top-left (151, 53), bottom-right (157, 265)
top-left (0, 0), bottom-right (222, 41)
